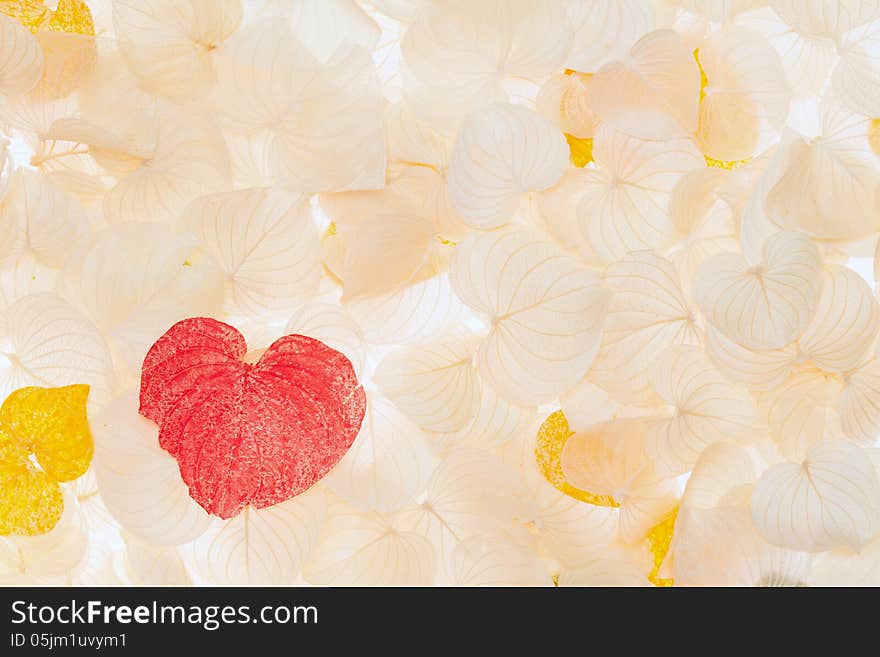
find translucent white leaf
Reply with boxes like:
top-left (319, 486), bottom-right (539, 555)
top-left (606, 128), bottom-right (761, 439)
top-left (104, 114), bottom-right (231, 225)
top-left (577, 124), bottom-right (704, 262)
top-left (93, 394), bottom-right (212, 546)
top-left (694, 231), bottom-right (823, 350)
top-left (646, 346), bottom-right (761, 475)
top-left (535, 169), bottom-right (602, 264)
top-left (736, 6), bottom-right (838, 97)
top-left (57, 223), bottom-right (224, 380)
top-left (214, 22), bottom-right (384, 192)
top-left (303, 503), bottom-right (436, 585)
top-left (557, 545), bottom-right (652, 586)
top-left (798, 265), bottom-right (880, 373)
top-left (673, 505), bottom-right (811, 586)
top-left (324, 205), bottom-right (442, 302)
top-left (282, 0), bottom-right (380, 64)
top-left (673, 0), bottom-right (763, 22)
top-left (0, 168), bottom-right (87, 268)
top-left (762, 370), bottom-right (844, 460)
top-left (766, 102), bottom-right (880, 240)
top-left (450, 536), bottom-right (552, 586)
top-left (527, 476), bottom-right (619, 567)
top-left (447, 104), bottom-right (568, 229)
top-left (705, 325), bottom-right (797, 391)
top-left (810, 536), bottom-right (880, 586)
top-left (0, 293), bottom-right (114, 407)
top-left (751, 441), bottom-right (880, 552)
top-left (113, 0), bottom-right (242, 101)
top-left (0, 254), bottom-right (56, 313)
top-left (695, 26), bottom-right (790, 161)
top-left (401, 0), bottom-right (571, 127)
top-left (535, 72), bottom-right (599, 139)
top-left (565, 0), bottom-right (653, 72)
top-left (833, 20), bottom-right (880, 116)
top-left (0, 13), bottom-right (43, 95)
top-left (285, 302), bottom-right (365, 377)
top-left (397, 448), bottom-right (526, 553)
top-left (585, 29), bottom-right (700, 139)
top-left (590, 251), bottom-right (700, 404)
top-left (681, 442), bottom-right (757, 510)
top-left (667, 167), bottom-right (739, 286)
top-left (561, 419), bottom-right (679, 543)
top-left (327, 394), bottom-right (431, 513)
top-left (440, 378), bottom-right (535, 449)
top-left (346, 273), bottom-right (467, 345)
top-left (185, 188), bottom-right (320, 317)
top-left (0, 494), bottom-right (87, 582)
top-left (770, 0), bottom-right (880, 37)
top-left (124, 534), bottom-right (190, 585)
top-left (374, 337), bottom-right (480, 433)
top-left (450, 229), bottom-right (608, 405)
top-left (190, 489), bottom-right (326, 585)
top-left (840, 360), bottom-right (880, 446)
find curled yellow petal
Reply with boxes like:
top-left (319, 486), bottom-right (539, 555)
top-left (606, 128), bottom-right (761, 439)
top-left (535, 410), bottom-right (619, 508)
top-left (0, 384), bottom-right (92, 482)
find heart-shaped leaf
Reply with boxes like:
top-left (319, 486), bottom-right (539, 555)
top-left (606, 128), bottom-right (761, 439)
top-left (139, 317), bottom-right (366, 519)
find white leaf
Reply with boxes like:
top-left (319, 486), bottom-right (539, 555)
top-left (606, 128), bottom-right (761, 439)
top-left (798, 265), bottom-right (880, 373)
top-left (57, 223), bottom-right (224, 380)
top-left (565, 0), bottom-right (653, 72)
top-left (93, 394), bottom-right (212, 546)
top-left (673, 505), bottom-right (811, 586)
top-left (374, 337), bottom-right (480, 433)
top-left (113, 0), bottom-right (242, 101)
top-left (185, 189), bottom-right (320, 317)
top-left (450, 536), bottom-right (552, 586)
top-left (751, 441), bottom-right (880, 552)
top-left (448, 104), bottom-right (568, 229)
top-left (285, 302), bottom-right (365, 376)
top-left (303, 503), bottom-right (436, 585)
top-left (103, 110), bottom-right (231, 224)
top-left (0, 293), bottom-right (115, 408)
top-left (766, 102), bottom-right (880, 240)
top-left (327, 394), bottom-right (431, 513)
top-left (590, 251), bottom-right (700, 404)
top-left (190, 489), bottom-right (326, 585)
top-left (450, 228), bottom-right (608, 405)
top-left (694, 231), bottom-right (823, 350)
top-left (840, 360), bottom-right (880, 445)
top-left (0, 13), bottom-right (42, 95)
top-left (646, 345), bottom-right (761, 475)
top-left (695, 26), bottom-right (790, 161)
top-left (585, 29), bottom-right (700, 139)
top-left (124, 534), bottom-right (191, 585)
top-left (0, 168), bottom-right (88, 268)
top-left (577, 125), bottom-right (704, 262)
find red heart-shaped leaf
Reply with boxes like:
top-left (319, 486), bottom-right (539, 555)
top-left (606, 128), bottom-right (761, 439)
top-left (139, 317), bottom-right (366, 519)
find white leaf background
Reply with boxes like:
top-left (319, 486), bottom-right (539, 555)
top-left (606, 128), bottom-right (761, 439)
top-left (0, 0), bottom-right (878, 588)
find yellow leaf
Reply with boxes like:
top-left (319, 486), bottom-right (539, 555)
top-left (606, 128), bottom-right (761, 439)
top-left (0, 384), bottom-right (93, 483)
top-left (564, 133), bottom-right (594, 167)
top-left (46, 0), bottom-right (93, 36)
top-left (535, 410), bottom-right (619, 507)
top-left (0, 463), bottom-right (64, 536)
top-left (647, 508), bottom-right (678, 587)
top-left (0, 0), bottom-right (48, 33)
